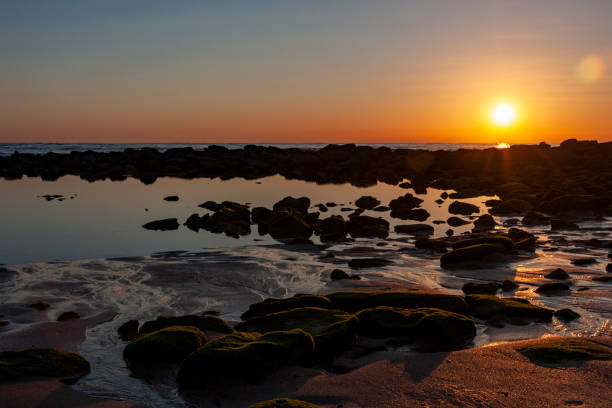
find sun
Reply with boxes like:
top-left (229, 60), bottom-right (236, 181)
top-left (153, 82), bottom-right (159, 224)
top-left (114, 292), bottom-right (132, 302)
top-left (491, 103), bottom-right (517, 127)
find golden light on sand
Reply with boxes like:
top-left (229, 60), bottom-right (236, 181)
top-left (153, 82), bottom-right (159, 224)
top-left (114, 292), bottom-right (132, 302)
top-left (491, 103), bottom-right (517, 127)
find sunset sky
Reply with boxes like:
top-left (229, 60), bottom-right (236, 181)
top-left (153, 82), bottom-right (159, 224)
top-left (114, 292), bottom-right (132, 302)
top-left (1, 1), bottom-right (611, 144)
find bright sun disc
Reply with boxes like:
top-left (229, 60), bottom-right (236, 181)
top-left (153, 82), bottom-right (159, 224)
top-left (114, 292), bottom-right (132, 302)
top-left (491, 103), bottom-right (517, 127)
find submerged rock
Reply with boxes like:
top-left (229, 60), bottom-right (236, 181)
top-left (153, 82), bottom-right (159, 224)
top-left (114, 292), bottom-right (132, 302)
top-left (448, 201), bottom-right (480, 215)
top-left (235, 307), bottom-right (358, 355)
top-left (0, 348), bottom-right (90, 382)
top-left (394, 224), bottom-right (434, 236)
top-left (117, 320), bottom-right (139, 341)
top-left (139, 314), bottom-right (233, 335)
top-left (57, 311), bottom-right (80, 321)
top-left (124, 326), bottom-right (207, 369)
top-left (545, 268), bottom-right (570, 280)
top-left (348, 258), bottom-right (393, 269)
top-left (142, 218), bottom-right (180, 231)
top-left (535, 282), bottom-right (571, 295)
top-left (30, 301), bottom-right (50, 311)
top-left (501, 280), bottom-right (519, 291)
top-left (462, 282), bottom-right (501, 295)
top-left (447, 216), bottom-right (471, 227)
top-left (356, 306), bottom-right (476, 348)
top-left (465, 294), bottom-right (553, 323)
top-left (355, 196), bottom-right (380, 210)
top-left (554, 308), bottom-right (581, 322)
top-left (550, 218), bottom-right (579, 231)
top-left (330, 269), bottom-right (360, 281)
top-left (177, 329), bottom-right (314, 387)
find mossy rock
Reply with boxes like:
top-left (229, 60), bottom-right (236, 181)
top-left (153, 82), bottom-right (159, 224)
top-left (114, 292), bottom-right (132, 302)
top-left (326, 291), bottom-right (469, 315)
top-left (241, 294), bottom-right (332, 320)
top-left (177, 329), bottom-right (314, 388)
top-left (236, 307), bottom-right (358, 355)
top-left (0, 348), bottom-right (90, 382)
top-left (124, 326), bottom-right (207, 369)
top-left (356, 306), bottom-right (476, 347)
top-left (249, 399), bottom-right (323, 408)
top-left (466, 294), bottom-right (553, 323)
top-left (441, 243), bottom-right (517, 269)
top-left (518, 339), bottom-right (612, 363)
top-left (139, 314), bottom-right (233, 335)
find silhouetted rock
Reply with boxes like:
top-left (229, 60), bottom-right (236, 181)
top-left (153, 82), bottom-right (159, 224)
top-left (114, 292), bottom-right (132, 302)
top-left (163, 195), bottom-right (179, 201)
top-left (545, 268), bottom-right (570, 280)
top-left (117, 320), bottom-right (139, 341)
top-left (535, 282), bottom-right (571, 294)
top-left (572, 258), bottom-right (597, 266)
top-left (330, 269), bottom-right (360, 281)
top-left (355, 196), bottom-right (380, 210)
top-left (348, 258), bottom-right (392, 269)
top-left (448, 201), bottom-right (480, 215)
top-left (554, 308), bottom-right (580, 322)
top-left (57, 311), bottom-right (80, 321)
top-left (447, 216), bottom-right (470, 227)
top-left (473, 214), bottom-right (496, 230)
top-left (489, 199), bottom-right (532, 215)
top-left (346, 215), bottom-right (389, 238)
top-left (30, 301), bottom-right (50, 311)
top-left (462, 282), bottom-right (501, 295)
top-left (142, 218), bottom-right (179, 231)
top-left (394, 224), bottom-right (434, 236)
top-left (273, 196), bottom-right (310, 216)
top-left (522, 211), bottom-right (550, 226)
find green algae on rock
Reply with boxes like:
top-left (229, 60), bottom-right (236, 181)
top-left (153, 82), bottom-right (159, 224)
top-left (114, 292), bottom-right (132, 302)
top-left (0, 348), bottom-right (90, 382)
top-left (124, 326), bottom-right (207, 369)
top-left (466, 294), bottom-right (553, 323)
top-left (177, 329), bottom-right (314, 388)
top-left (249, 399), bottom-right (323, 408)
top-left (139, 314), bottom-right (233, 335)
top-left (236, 307), bottom-right (358, 355)
top-left (518, 339), bottom-right (612, 363)
top-left (326, 291), bottom-right (469, 315)
top-left (241, 294), bottom-right (333, 320)
top-left (356, 306), bottom-right (476, 347)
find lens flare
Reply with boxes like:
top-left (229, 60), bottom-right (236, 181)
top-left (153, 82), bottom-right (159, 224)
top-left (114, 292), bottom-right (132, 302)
top-left (576, 55), bottom-right (606, 83)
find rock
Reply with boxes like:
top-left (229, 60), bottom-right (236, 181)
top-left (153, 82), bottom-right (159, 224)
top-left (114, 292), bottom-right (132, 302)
top-left (388, 193), bottom-right (423, 213)
top-left (199, 201), bottom-right (223, 211)
top-left (541, 194), bottom-right (606, 215)
top-left (607, 263), bottom-right (612, 273)
top-left (355, 196), bottom-right (380, 210)
top-left (273, 196), bottom-right (310, 216)
top-left (241, 295), bottom-right (333, 320)
top-left (249, 399), bottom-right (323, 408)
top-left (465, 294), bottom-right (553, 323)
top-left (142, 218), bottom-right (179, 231)
top-left (554, 309), bottom-right (581, 322)
top-left (593, 275), bottom-right (612, 282)
top-left (372, 205), bottom-right (390, 212)
top-left (177, 329), bottom-right (315, 387)
top-left (356, 306), bottom-right (476, 348)
top-left (550, 218), bottom-right (579, 231)
top-left (394, 224), bottom-right (434, 236)
top-left (462, 282), bottom-right (501, 295)
top-left (251, 207), bottom-right (275, 225)
top-left (485, 199), bottom-right (502, 207)
top-left (489, 199), bottom-right (533, 215)
top-left (415, 238), bottom-right (448, 251)
top-left (448, 201), bottom-right (480, 215)
top-left (163, 195), bottom-right (179, 201)
top-left (447, 216), bottom-right (470, 227)
top-left (452, 235), bottom-right (516, 251)
top-left (318, 215), bottom-right (347, 242)
top-left (435, 199), bottom-right (444, 204)
top-left (139, 314), bottom-right (233, 335)
top-left (516, 236), bottom-right (537, 251)
top-left (330, 269), bottom-right (360, 281)
top-left (501, 280), bottom-right (519, 291)
top-left (518, 338), bottom-right (611, 363)
top-left (441, 243), bottom-right (517, 269)
top-left (326, 291), bottom-right (469, 315)
top-left (57, 311), bottom-right (80, 321)
top-left (235, 307), bottom-right (358, 355)
top-left (545, 268), bottom-right (570, 280)
top-left (315, 204), bottom-right (328, 212)
top-left (346, 216), bottom-right (389, 238)
top-left (123, 326), bottom-right (207, 369)
top-left (348, 258), bottom-right (392, 269)
top-left (571, 258), bottom-right (597, 266)
top-left (522, 211), bottom-right (550, 226)
top-left (268, 212), bottom-right (313, 241)
top-left (30, 301), bottom-right (50, 311)
top-left (507, 227), bottom-right (533, 242)
top-left (117, 320), bottom-right (139, 341)
top-left (473, 214), bottom-right (496, 230)
top-left (391, 208), bottom-right (430, 221)
top-left (535, 282), bottom-right (571, 295)
top-left (0, 348), bottom-right (90, 382)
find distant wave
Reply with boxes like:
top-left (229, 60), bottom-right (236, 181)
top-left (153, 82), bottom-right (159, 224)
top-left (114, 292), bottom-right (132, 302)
top-left (0, 142), bottom-right (502, 157)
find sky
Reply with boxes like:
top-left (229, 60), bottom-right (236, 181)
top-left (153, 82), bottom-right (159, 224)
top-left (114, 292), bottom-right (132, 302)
top-left (1, 0), bottom-right (611, 144)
